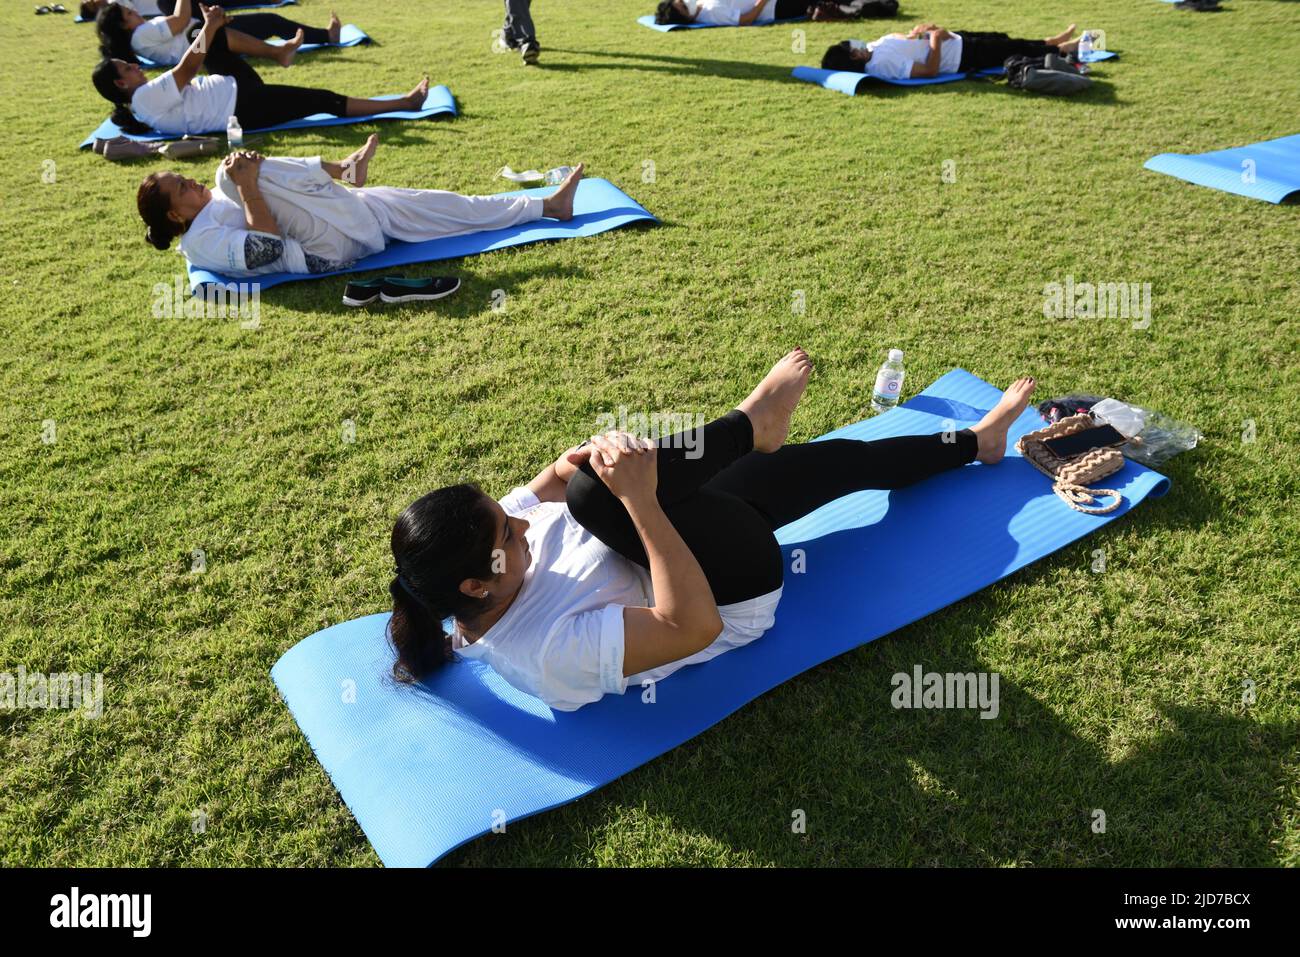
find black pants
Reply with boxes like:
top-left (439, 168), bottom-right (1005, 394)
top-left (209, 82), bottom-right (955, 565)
top-left (566, 410), bottom-right (978, 606)
top-left (957, 32), bottom-right (1060, 73)
top-left (228, 13), bottom-right (332, 46)
top-left (200, 26), bottom-right (348, 130)
top-left (502, 0), bottom-right (535, 46)
top-left (775, 0), bottom-right (810, 18)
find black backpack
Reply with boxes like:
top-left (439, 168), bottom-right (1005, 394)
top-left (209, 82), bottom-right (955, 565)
top-left (1003, 54), bottom-right (1093, 95)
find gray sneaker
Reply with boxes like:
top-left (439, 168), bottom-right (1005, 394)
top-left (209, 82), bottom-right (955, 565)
top-left (521, 40), bottom-right (540, 65)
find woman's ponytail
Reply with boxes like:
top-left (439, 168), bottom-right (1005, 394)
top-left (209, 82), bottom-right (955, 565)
top-left (387, 484), bottom-right (500, 684)
top-left (92, 58), bottom-right (152, 135)
top-left (96, 4), bottom-right (141, 64)
top-left (387, 576), bottom-right (454, 683)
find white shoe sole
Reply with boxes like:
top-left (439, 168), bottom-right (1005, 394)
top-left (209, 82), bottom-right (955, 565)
top-left (341, 296), bottom-right (380, 307)
top-left (379, 282), bottom-right (461, 303)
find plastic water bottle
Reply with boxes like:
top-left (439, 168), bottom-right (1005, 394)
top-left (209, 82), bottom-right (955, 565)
top-left (543, 165), bottom-right (573, 186)
top-left (871, 349), bottom-right (906, 413)
top-left (1076, 31), bottom-right (1093, 73)
top-left (226, 114), bottom-right (243, 148)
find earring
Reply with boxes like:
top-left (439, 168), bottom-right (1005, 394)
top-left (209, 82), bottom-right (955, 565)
top-left (480, 590), bottom-right (489, 598)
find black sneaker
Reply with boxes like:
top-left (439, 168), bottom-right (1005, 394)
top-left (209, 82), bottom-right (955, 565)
top-left (521, 41), bottom-right (540, 65)
top-left (379, 276), bottom-right (462, 304)
top-left (342, 278), bottom-right (383, 307)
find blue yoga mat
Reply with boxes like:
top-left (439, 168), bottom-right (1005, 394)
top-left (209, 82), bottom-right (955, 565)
top-left (272, 368), bottom-right (1171, 867)
top-left (186, 177), bottom-right (657, 295)
top-left (134, 24), bottom-right (370, 69)
top-left (79, 85), bottom-right (455, 150)
top-left (76, 0), bottom-right (296, 20)
top-left (636, 13), bottom-right (805, 31)
top-left (1144, 134), bottom-right (1300, 204)
top-left (793, 49), bottom-right (1116, 93)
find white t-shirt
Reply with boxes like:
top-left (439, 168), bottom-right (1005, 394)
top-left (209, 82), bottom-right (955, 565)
top-left (130, 15), bottom-right (198, 66)
top-left (694, 0), bottom-right (777, 27)
top-left (115, 0), bottom-right (165, 16)
top-left (179, 194), bottom-right (288, 276)
top-left (864, 33), bottom-right (964, 80)
top-left (451, 486), bottom-right (784, 711)
top-left (130, 70), bottom-right (238, 135)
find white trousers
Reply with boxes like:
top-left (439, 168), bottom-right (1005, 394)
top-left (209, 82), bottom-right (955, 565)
top-left (214, 157), bottom-right (544, 271)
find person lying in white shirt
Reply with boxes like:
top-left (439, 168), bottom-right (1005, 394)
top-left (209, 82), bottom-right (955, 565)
top-left (385, 354), bottom-right (1039, 712)
top-left (821, 22), bottom-right (1083, 80)
top-left (133, 138), bottom-right (585, 276)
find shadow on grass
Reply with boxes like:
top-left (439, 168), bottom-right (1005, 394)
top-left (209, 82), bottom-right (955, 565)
top-left (542, 48), bottom-right (1119, 104)
top-left (437, 454), bottom-right (1287, 866)
top-left (263, 259), bottom-right (599, 317)
top-left (544, 46), bottom-right (804, 83)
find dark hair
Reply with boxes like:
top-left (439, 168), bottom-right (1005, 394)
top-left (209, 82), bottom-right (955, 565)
top-left (137, 172), bottom-right (183, 250)
top-left (654, 1), bottom-right (691, 25)
top-left (821, 41), bottom-right (864, 73)
top-left (91, 57), bottom-right (152, 135)
top-left (80, 0), bottom-right (101, 21)
top-left (96, 3), bottom-right (141, 64)
top-left (388, 484), bottom-right (500, 683)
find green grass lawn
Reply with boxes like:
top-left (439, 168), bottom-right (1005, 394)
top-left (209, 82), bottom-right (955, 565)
top-left (1, 0), bottom-right (1297, 867)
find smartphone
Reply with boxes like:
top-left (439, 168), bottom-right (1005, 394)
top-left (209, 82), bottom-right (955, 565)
top-left (1042, 424), bottom-right (1127, 459)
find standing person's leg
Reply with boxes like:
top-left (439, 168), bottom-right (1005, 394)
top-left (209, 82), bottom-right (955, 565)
top-left (503, 0), bottom-right (536, 45)
top-left (705, 377), bottom-right (1037, 530)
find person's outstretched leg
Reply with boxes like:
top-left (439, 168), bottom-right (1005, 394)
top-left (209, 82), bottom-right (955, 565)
top-left (957, 32), bottom-right (1073, 73)
top-left (355, 162), bottom-right (587, 241)
top-left (705, 377), bottom-right (1037, 530)
top-left (225, 26), bottom-right (305, 67)
top-left (228, 12), bottom-right (335, 45)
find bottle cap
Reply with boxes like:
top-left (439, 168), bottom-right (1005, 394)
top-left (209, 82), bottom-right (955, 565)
top-left (888, 349), bottom-right (904, 361)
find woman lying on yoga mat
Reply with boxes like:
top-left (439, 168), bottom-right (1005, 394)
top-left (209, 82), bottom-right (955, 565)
top-left (97, 0), bottom-right (341, 68)
top-left (135, 138), bottom-right (584, 274)
top-left (81, 0), bottom-right (275, 18)
top-left (821, 22), bottom-right (1083, 80)
top-left (82, 0), bottom-right (170, 18)
top-left (387, 351), bottom-right (1037, 711)
top-left (94, 4), bottom-right (420, 136)
top-left (655, 0), bottom-right (895, 26)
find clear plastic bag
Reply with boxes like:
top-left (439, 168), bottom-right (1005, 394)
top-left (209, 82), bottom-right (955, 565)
top-left (1035, 395), bottom-right (1200, 468)
top-left (1121, 410), bottom-right (1202, 468)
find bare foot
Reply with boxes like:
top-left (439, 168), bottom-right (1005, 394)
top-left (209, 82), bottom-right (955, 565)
top-left (278, 29), bottom-right (304, 67)
top-left (340, 133), bottom-right (378, 187)
top-left (405, 75), bottom-right (430, 111)
top-left (1046, 24), bottom-right (1077, 47)
top-left (737, 348), bottom-right (814, 453)
top-left (541, 163), bottom-right (585, 220)
top-left (969, 376), bottom-right (1037, 465)
top-left (328, 11), bottom-right (341, 44)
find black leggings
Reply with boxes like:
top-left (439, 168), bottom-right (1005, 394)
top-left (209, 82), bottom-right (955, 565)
top-left (566, 410), bottom-right (978, 606)
top-left (957, 32), bottom-right (1060, 73)
top-left (774, 0), bottom-right (811, 18)
top-left (200, 25), bottom-right (347, 130)
top-left (226, 13), bottom-right (332, 46)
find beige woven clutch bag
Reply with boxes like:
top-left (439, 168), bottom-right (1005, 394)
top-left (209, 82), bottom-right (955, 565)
top-left (1015, 413), bottom-right (1125, 514)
